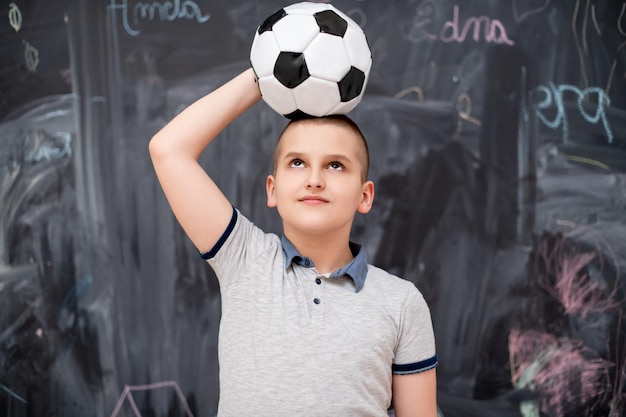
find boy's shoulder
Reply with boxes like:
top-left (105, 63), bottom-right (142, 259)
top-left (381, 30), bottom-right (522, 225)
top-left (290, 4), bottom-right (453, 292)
top-left (364, 263), bottom-right (422, 296)
top-left (206, 209), bottom-right (281, 266)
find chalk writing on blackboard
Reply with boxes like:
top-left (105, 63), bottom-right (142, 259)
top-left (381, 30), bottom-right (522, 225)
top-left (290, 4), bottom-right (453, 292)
top-left (535, 229), bottom-right (621, 317)
top-left (402, 2), bottom-right (514, 45)
top-left (608, 3), bottom-right (626, 94)
top-left (532, 83), bottom-right (614, 143)
top-left (393, 84), bottom-right (481, 138)
top-left (572, 1), bottom-right (626, 95)
top-left (512, 0), bottom-right (550, 23)
top-left (25, 131), bottom-right (72, 162)
top-left (394, 86), bottom-right (425, 101)
top-left (456, 93), bottom-right (481, 127)
top-left (109, 381), bottom-right (195, 417)
top-left (23, 41), bottom-right (39, 72)
top-left (8, 2), bottom-right (22, 32)
top-left (509, 225), bottom-right (625, 417)
top-left (510, 328), bottom-right (614, 417)
top-left (0, 384), bottom-right (27, 404)
top-left (108, 0), bottom-right (211, 36)
top-left (563, 154), bottom-right (610, 171)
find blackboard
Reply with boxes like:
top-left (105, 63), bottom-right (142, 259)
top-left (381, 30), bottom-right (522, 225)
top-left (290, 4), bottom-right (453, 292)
top-left (1, 1), bottom-right (625, 416)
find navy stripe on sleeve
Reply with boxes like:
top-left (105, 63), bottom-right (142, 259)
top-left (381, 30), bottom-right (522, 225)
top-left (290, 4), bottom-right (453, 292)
top-left (200, 207), bottom-right (238, 260)
top-left (392, 355), bottom-right (438, 375)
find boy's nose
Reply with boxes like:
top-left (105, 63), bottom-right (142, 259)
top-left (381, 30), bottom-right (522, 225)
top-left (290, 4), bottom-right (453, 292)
top-left (306, 170), bottom-right (325, 189)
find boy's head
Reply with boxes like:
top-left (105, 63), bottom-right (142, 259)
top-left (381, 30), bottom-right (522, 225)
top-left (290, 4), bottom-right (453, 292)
top-left (266, 115), bottom-right (375, 236)
top-left (272, 115), bottom-right (370, 183)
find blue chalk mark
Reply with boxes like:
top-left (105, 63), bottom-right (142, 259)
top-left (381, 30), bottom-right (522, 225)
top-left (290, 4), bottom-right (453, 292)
top-left (109, 0), bottom-right (211, 36)
top-left (532, 82), bottom-right (614, 144)
top-left (60, 274), bottom-right (93, 311)
top-left (1, 384), bottom-right (28, 403)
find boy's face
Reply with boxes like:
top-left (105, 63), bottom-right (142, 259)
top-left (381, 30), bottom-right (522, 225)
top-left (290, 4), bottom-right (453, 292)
top-left (266, 120), bottom-right (374, 237)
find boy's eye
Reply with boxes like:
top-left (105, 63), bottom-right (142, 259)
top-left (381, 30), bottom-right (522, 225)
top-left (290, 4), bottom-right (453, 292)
top-left (328, 161), bottom-right (343, 170)
top-left (289, 159), bottom-right (304, 168)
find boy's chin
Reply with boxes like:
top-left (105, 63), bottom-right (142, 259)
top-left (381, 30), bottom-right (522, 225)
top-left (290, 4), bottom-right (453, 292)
top-left (284, 218), bottom-right (350, 237)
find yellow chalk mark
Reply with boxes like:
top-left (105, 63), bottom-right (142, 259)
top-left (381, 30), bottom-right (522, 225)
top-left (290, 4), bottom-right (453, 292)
top-left (606, 59), bottom-right (617, 94)
top-left (556, 219), bottom-right (577, 228)
top-left (572, 0), bottom-right (590, 89)
top-left (8, 3), bottom-right (22, 32)
top-left (564, 154), bottom-right (610, 170)
top-left (24, 41), bottom-right (39, 72)
top-left (591, 4), bottom-right (601, 36)
top-left (582, 0), bottom-right (590, 53)
top-left (457, 93), bottom-right (481, 126)
top-left (394, 86), bottom-right (424, 101)
top-left (619, 3), bottom-right (626, 36)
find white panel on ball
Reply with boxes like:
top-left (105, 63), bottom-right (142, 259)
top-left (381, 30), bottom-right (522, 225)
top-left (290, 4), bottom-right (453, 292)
top-left (330, 95), bottom-right (359, 115)
top-left (272, 14), bottom-right (320, 52)
top-left (258, 77), bottom-right (298, 115)
top-left (293, 77), bottom-right (341, 117)
top-left (250, 33), bottom-right (281, 78)
top-left (343, 25), bottom-right (372, 72)
top-left (305, 34), bottom-right (351, 82)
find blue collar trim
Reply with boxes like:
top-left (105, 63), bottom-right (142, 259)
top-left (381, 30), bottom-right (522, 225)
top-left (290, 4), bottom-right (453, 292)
top-left (281, 236), bottom-right (368, 293)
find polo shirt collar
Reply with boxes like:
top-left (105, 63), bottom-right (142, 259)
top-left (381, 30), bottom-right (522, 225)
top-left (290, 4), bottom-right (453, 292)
top-left (281, 236), bottom-right (368, 293)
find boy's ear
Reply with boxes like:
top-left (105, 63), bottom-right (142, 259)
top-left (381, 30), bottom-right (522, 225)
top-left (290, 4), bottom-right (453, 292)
top-left (357, 180), bottom-right (374, 214)
top-left (266, 175), bottom-right (277, 208)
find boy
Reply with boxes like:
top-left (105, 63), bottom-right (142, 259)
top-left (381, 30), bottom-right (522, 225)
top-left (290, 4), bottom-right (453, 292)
top-left (149, 68), bottom-right (438, 416)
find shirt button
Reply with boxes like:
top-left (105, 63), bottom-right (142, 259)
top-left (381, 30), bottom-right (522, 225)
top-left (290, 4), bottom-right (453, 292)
top-left (303, 259), bottom-right (311, 267)
top-left (315, 278), bottom-right (322, 285)
top-left (313, 298), bottom-right (320, 305)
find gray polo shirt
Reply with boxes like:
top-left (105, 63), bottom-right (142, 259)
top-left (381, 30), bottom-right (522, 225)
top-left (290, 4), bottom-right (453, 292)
top-left (203, 209), bottom-right (437, 417)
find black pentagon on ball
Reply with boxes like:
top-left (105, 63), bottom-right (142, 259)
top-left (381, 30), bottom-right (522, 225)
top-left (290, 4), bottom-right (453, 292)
top-left (338, 66), bottom-right (366, 102)
top-left (285, 109), bottom-right (314, 120)
top-left (274, 52), bottom-right (310, 88)
top-left (314, 10), bottom-right (348, 37)
top-left (258, 8), bottom-right (287, 34)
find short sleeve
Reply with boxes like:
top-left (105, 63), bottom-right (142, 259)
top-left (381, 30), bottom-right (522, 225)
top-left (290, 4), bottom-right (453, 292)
top-left (204, 208), bottom-right (278, 290)
top-left (392, 285), bottom-right (438, 375)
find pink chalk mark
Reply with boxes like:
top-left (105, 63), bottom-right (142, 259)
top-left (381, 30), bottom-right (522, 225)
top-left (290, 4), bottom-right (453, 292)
top-left (109, 381), bottom-right (194, 417)
top-left (536, 233), bottom-right (621, 319)
top-left (533, 225), bottom-right (626, 417)
top-left (608, 312), bottom-right (626, 417)
top-left (440, 5), bottom-right (514, 45)
top-left (509, 328), bottom-right (613, 417)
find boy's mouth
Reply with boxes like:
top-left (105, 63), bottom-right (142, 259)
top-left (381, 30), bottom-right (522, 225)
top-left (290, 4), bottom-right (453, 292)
top-left (299, 195), bottom-right (329, 204)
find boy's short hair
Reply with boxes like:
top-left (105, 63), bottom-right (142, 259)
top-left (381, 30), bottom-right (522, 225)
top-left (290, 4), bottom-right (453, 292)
top-left (272, 115), bottom-right (370, 182)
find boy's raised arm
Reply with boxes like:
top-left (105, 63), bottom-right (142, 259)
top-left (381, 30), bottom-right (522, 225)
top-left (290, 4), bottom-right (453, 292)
top-left (149, 68), bottom-right (261, 254)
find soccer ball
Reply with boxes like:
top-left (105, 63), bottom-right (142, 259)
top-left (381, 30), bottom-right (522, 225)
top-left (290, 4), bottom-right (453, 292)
top-left (250, 2), bottom-right (372, 119)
